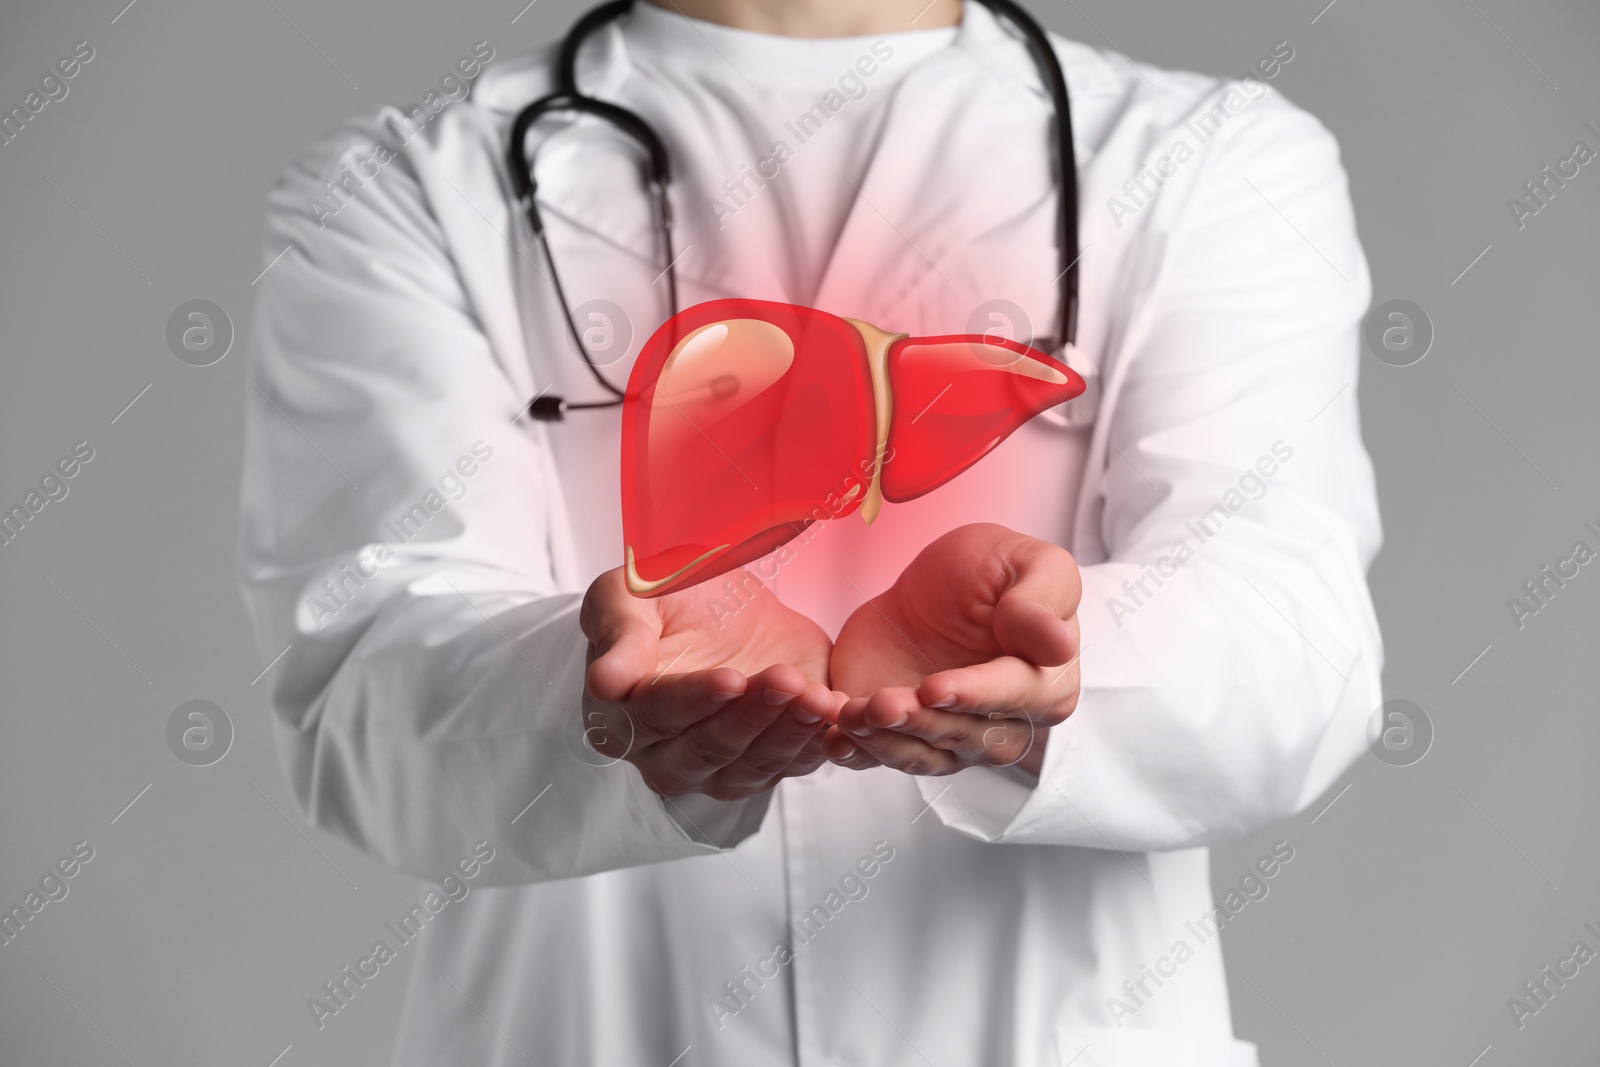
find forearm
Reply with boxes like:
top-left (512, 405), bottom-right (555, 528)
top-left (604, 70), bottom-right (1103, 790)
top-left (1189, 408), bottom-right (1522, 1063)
top-left (914, 529), bottom-right (1381, 851)
top-left (251, 577), bottom-right (769, 885)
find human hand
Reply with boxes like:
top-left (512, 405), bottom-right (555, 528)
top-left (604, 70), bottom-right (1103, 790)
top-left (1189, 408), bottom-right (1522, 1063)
top-left (579, 567), bottom-right (842, 802)
top-left (825, 523), bottom-right (1081, 777)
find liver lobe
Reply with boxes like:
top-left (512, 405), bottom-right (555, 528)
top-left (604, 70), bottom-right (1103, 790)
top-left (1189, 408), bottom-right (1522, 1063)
top-left (621, 302), bottom-right (1084, 597)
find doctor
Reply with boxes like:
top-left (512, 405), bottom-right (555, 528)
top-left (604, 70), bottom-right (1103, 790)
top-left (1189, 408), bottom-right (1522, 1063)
top-left (239, 0), bottom-right (1382, 1063)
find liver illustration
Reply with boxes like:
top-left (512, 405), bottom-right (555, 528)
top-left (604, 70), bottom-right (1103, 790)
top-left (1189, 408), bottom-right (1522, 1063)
top-left (621, 299), bottom-right (1085, 597)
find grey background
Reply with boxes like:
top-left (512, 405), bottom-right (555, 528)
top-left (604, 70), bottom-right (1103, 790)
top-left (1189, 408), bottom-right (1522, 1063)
top-left (1, 0), bottom-right (1596, 1064)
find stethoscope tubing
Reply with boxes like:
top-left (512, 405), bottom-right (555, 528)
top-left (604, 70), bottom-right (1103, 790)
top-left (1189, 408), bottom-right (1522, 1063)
top-left (507, 0), bottom-right (1078, 420)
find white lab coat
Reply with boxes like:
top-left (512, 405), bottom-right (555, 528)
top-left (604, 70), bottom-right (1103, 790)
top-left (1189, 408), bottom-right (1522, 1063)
top-left (238, 4), bottom-right (1382, 1065)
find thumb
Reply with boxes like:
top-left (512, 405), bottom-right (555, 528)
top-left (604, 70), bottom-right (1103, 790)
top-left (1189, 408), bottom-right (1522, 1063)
top-left (992, 540), bottom-right (1080, 667)
top-left (580, 568), bottom-right (663, 702)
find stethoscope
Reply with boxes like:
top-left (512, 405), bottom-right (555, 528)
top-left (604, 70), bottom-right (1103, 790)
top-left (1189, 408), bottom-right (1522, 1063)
top-left (508, 0), bottom-right (1078, 422)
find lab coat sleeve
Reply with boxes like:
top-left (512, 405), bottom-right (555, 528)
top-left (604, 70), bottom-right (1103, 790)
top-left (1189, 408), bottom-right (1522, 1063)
top-left (922, 89), bottom-right (1384, 850)
top-left (237, 114), bottom-right (770, 887)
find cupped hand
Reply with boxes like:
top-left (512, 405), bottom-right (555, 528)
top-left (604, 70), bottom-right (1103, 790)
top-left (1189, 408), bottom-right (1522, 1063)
top-left (826, 523), bottom-right (1082, 777)
top-left (579, 567), bottom-right (843, 802)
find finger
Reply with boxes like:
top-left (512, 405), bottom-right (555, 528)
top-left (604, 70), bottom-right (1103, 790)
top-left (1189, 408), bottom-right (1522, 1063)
top-left (723, 681), bottom-right (834, 775)
top-left (705, 683), bottom-right (836, 793)
top-left (831, 695), bottom-right (959, 775)
top-left (822, 724), bottom-right (884, 770)
top-left (823, 689), bottom-right (851, 725)
top-left (750, 734), bottom-right (834, 791)
top-left (581, 570), bottom-right (665, 702)
top-left (834, 687), bottom-right (912, 735)
top-left (916, 655), bottom-right (1079, 725)
top-left (620, 667), bottom-right (748, 746)
top-left (846, 686), bottom-right (1037, 764)
top-left (840, 725), bottom-right (959, 777)
top-left (651, 664), bottom-right (811, 780)
top-left (884, 704), bottom-right (1039, 765)
top-left (993, 540), bottom-right (1081, 666)
top-left (778, 708), bottom-right (838, 774)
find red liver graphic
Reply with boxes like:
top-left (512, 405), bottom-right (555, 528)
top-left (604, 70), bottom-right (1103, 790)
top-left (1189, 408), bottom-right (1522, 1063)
top-left (621, 299), bottom-right (1085, 597)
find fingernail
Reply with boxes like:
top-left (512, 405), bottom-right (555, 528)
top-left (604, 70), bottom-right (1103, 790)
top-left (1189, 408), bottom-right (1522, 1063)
top-left (848, 726), bottom-right (873, 738)
top-left (763, 687), bottom-right (796, 705)
top-left (793, 708), bottom-right (822, 724)
top-left (711, 691), bottom-right (742, 703)
top-left (888, 710), bottom-right (911, 728)
top-left (929, 695), bottom-right (959, 710)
